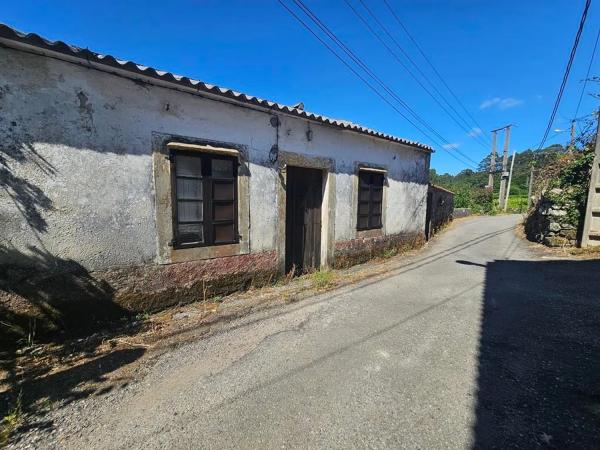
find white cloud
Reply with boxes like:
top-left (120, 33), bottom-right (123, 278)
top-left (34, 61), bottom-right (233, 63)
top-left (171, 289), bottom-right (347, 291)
top-left (442, 142), bottom-right (460, 150)
top-left (479, 97), bottom-right (523, 110)
top-left (468, 127), bottom-right (483, 137)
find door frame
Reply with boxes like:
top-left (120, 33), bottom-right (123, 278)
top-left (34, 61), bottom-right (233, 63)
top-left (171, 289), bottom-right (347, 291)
top-left (276, 151), bottom-right (336, 274)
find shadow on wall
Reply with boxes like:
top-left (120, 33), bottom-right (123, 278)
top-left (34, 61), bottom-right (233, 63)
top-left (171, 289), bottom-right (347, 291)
top-left (0, 136), bottom-right (55, 233)
top-left (473, 259), bottom-right (600, 448)
top-left (0, 245), bottom-right (132, 351)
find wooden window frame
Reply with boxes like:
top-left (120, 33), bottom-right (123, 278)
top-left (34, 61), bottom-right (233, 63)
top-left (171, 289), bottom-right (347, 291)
top-left (170, 149), bottom-right (239, 249)
top-left (357, 170), bottom-right (384, 231)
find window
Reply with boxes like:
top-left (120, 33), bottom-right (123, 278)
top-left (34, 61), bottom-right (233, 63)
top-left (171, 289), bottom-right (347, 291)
top-left (357, 170), bottom-right (384, 230)
top-left (171, 150), bottom-right (238, 248)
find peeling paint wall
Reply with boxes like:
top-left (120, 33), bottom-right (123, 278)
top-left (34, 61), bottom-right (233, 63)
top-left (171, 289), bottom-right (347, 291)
top-left (0, 46), bottom-right (430, 273)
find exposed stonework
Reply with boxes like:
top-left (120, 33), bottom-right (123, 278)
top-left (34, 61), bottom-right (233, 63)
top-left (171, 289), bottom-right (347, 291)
top-left (333, 232), bottom-right (425, 269)
top-left (0, 251), bottom-right (278, 342)
top-left (525, 189), bottom-right (578, 247)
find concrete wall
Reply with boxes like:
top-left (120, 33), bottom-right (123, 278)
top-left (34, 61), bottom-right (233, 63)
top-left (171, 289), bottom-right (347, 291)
top-left (0, 45), bottom-right (429, 271)
top-left (0, 45), bottom-right (430, 337)
top-left (426, 184), bottom-right (454, 239)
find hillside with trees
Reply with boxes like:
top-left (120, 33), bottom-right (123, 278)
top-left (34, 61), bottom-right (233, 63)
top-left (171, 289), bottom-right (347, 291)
top-left (430, 144), bottom-right (567, 213)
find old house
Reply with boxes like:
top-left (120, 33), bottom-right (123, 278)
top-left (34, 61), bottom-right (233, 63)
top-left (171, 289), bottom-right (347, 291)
top-left (0, 25), bottom-right (432, 333)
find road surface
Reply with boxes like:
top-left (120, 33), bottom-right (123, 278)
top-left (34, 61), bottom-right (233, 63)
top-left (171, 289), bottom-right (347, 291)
top-left (18, 215), bottom-right (600, 449)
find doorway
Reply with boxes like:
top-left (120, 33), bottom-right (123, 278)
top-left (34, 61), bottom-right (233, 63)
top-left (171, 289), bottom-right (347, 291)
top-left (285, 166), bottom-right (323, 273)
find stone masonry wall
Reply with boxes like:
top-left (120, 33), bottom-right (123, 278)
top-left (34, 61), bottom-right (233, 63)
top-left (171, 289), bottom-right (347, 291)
top-left (525, 188), bottom-right (578, 247)
top-left (0, 250), bottom-right (278, 342)
top-left (333, 232), bottom-right (425, 269)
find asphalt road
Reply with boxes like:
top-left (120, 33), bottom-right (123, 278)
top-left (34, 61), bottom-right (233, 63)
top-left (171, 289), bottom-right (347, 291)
top-left (22, 215), bottom-right (600, 449)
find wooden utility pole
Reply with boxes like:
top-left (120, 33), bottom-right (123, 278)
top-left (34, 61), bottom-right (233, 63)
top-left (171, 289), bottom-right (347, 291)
top-left (581, 110), bottom-right (600, 247)
top-left (503, 150), bottom-right (516, 212)
top-left (498, 125), bottom-right (512, 208)
top-left (488, 130), bottom-right (497, 190)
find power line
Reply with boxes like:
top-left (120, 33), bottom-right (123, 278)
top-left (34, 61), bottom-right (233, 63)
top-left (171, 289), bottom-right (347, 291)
top-left (574, 27), bottom-right (599, 119)
top-left (537, 0), bottom-right (591, 150)
top-left (381, 0), bottom-right (491, 146)
top-left (279, 0), bottom-right (479, 168)
top-left (276, 0), bottom-right (476, 169)
top-left (344, 0), bottom-right (487, 152)
top-left (350, 0), bottom-right (490, 151)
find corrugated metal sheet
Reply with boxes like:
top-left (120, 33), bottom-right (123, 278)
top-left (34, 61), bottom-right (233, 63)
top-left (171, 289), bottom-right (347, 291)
top-left (0, 23), bottom-right (432, 152)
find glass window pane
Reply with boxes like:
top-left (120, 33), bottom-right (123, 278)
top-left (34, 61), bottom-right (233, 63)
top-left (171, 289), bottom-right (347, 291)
top-left (214, 223), bottom-right (235, 243)
top-left (175, 154), bottom-right (202, 177)
top-left (359, 188), bottom-right (370, 201)
top-left (372, 188), bottom-right (383, 202)
top-left (176, 178), bottom-right (202, 200)
top-left (370, 215), bottom-right (382, 228)
top-left (359, 172), bottom-right (371, 187)
top-left (214, 202), bottom-right (235, 221)
top-left (212, 158), bottom-right (234, 178)
top-left (178, 223), bottom-right (203, 244)
top-left (358, 202), bottom-right (370, 215)
top-left (371, 201), bottom-right (382, 215)
top-left (177, 200), bottom-right (203, 222)
top-left (372, 173), bottom-right (384, 187)
top-left (357, 216), bottom-right (369, 229)
top-left (213, 181), bottom-right (234, 201)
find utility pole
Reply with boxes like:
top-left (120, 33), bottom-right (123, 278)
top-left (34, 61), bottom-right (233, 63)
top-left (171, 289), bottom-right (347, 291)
top-left (581, 110), bottom-right (600, 247)
top-left (488, 130), bottom-right (497, 190)
top-left (503, 150), bottom-right (516, 212)
top-left (569, 119), bottom-right (576, 154)
top-left (498, 125), bottom-right (512, 208)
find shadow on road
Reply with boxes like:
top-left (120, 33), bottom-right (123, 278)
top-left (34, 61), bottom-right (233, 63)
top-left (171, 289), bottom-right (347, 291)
top-left (474, 259), bottom-right (600, 448)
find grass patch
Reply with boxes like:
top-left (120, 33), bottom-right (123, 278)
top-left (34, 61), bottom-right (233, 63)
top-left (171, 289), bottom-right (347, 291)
top-left (1, 390), bottom-right (23, 447)
top-left (311, 270), bottom-right (336, 290)
top-left (382, 247), bottom-right (398, 259)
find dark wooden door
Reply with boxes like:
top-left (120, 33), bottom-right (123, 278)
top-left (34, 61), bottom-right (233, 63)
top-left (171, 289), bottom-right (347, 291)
top-left (285, 166), bottom-right (323, 273)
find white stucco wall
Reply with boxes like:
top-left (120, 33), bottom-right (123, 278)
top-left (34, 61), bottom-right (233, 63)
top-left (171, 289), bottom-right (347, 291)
top-left (0, 46), bottom-right (430, 271)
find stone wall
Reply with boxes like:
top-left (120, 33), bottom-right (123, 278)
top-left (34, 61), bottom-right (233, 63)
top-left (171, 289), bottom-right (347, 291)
top-left (0, 250), bottom-right (278, 342)
top-left (524, 188), bottom-right (578, 247)
top-left (333, 232), bottom-right (425, 269)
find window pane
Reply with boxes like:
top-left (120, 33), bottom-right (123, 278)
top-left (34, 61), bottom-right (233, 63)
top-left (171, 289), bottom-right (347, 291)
top-left (213, 181), bottom-right (234, 201)
top-left (358, 202), bottom-right (370, 215)
top-left (176, 178), bottom-right (202, 200)
top-left (357, 216), bottom-right (369, 229)
top-left (359, 188), bottom-right (370, 201)
top-left (175, 154), bottom-right (202, 177)
top-left (370, 215), bottom-right (382, 228)
top-left (371, 201), bottom-right (383, 215)
top-left (177, 200), bottom-right (203, 222)
top-left (359, 172), bottom-right (371, 187)
top-left (372, 187), bottom-right (383, 202)
top-left (214, 223), bottom-right (235, 243)
top-left (372, 173), bottom-right (384, 186)
top-left (178, 223), bottom-right (203, 244)
top-left (212, 159), bottom-right (234, 178)
top-left (214, 202), bottom-right (235, 221)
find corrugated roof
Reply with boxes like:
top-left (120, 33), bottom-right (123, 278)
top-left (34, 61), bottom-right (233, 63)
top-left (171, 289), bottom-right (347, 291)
top-left (0, 23), bottom-right (432, 152)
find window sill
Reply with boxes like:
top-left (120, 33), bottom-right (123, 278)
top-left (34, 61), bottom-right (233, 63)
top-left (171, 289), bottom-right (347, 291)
top-left (356, 228), bottom-right (383, 239)
top-left (168, 241), bottom-right (249, 264)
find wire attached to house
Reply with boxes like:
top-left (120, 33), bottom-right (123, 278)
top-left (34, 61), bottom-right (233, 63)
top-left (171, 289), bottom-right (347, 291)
top-left (349, 0), bottom-right (490, 152)
top-left (381, 0), bottom-right (492, 146)
top-left (278, 0), bottom-right (479, 170)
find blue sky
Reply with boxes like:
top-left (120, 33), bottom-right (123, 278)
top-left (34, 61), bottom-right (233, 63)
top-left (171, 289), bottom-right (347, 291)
top-left (3, 0), bottom-right (599, 174)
